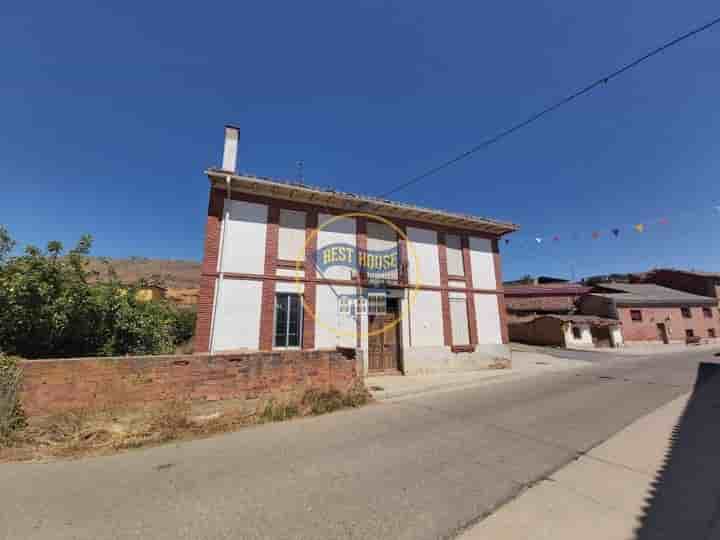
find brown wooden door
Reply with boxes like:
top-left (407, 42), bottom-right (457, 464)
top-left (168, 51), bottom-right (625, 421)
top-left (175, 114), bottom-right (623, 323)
top-left (368, 303), bottom-right (401, 373)
top-left (656, 323), bottom-right (670, 344)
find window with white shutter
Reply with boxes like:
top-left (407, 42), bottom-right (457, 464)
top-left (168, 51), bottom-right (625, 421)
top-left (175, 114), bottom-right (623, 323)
top-left (278, 209), bottom-right (306, 261)
top-left (446, 234), bottom-right (464, 276)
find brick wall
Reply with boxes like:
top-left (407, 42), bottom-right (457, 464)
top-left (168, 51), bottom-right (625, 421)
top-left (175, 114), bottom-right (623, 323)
top-left (649, 270), bottom-right (719, 299)
top-left (20, 349), bottom-right (360, 417)
top-left (505, 294), bottom-right (580, 313)
top-left (618, 306), bottom-right (720, 343)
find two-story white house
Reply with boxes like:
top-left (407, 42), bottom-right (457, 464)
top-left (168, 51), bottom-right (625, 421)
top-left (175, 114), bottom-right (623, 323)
top-left (195, 126), bottom-right (519, 375)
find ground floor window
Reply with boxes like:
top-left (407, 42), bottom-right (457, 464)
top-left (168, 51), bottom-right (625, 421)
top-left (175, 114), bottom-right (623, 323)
top-left (572, 326), bottom-right (582, 340)
top-left (709, 329), bottom-right (716, 339)
top-left (367, 293), bottom-right (387, 315)
top-left (630, 310), bottom-right (642, 322)
top-left (685, 329), bottom-right (694, 338)
top-left (274, 293), bottom-right (303, 347)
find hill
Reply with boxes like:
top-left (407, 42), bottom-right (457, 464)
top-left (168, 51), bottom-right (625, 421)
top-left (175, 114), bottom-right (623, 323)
top-left (85, 257), bottom-right (201, 306)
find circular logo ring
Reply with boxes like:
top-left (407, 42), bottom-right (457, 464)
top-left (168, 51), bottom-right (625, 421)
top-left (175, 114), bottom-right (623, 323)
top-left (295, 212), bottom-right (422, 340)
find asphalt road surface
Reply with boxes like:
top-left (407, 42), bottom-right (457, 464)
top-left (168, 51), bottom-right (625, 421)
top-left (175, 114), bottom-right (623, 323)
top-left (2, 347), bottom-right (717, 540)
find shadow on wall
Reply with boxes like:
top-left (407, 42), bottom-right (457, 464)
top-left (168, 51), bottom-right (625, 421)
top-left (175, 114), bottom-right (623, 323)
top-left (634, 361), bottom-right (720, 539)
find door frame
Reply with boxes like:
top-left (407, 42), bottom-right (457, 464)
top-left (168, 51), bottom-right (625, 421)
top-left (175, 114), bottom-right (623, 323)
top-left (367, 298), bottom-right (403, 374)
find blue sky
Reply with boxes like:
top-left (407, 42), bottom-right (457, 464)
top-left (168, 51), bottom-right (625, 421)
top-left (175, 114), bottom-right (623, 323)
top-left (1, 1), bottom-right (719, 281)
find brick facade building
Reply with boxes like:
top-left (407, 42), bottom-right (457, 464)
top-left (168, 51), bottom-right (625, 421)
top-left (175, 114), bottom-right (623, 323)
top-left (194, 127), bottom-right (519, 375)
top-left (579, 283), bottom-right (720, 345)
top-left (504, 283), bottom-right (591, 320)
top-left (646, 269), bottom-right (720, 302)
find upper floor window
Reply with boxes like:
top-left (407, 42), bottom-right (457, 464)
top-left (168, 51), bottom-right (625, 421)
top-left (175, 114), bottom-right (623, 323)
top-left (681, 307), bottom-right (692, 319)
top-left (278, 209), bottom-right (306, 261)
top-left (630, 310), bottom-right (643, 322)
top-left (703, 307), bottom-right (713, 318)
top-left (445, 234), bottom-right (464, 277)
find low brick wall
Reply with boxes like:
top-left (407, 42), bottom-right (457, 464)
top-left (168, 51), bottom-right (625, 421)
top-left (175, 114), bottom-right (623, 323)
top-left (20, 349), bottom-right (360, 417)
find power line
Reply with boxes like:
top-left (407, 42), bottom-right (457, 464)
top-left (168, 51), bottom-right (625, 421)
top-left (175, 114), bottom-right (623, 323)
top-left (378, 15), bottom-right (720, 199)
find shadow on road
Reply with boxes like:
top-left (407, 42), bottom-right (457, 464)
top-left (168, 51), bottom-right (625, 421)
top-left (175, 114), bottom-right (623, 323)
top-left (634, 361), bottom-right (720, 539)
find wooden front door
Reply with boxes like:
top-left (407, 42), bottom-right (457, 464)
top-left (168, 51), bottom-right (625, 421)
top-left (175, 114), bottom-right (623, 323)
top-left (368, 300), bottom-right (401, 374)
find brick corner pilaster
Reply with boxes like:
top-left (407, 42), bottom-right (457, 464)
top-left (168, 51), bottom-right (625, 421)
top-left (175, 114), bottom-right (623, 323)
top-left (302, 210), bottom-right (319, 349)
top-left (492, 238), bottom-right (509, 344)
top-left (437, 231), bottom-right (453, 347)
top-left (259, 206), bottom-right (280, 351)
top-left (461, 236), bottom-right (478, 345)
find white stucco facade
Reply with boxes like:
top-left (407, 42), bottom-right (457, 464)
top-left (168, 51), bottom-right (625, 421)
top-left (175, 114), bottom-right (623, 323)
top-left (203, 186), bottom-right (512, 374)
top-left (315, 284), bottom-right (357, 349)
top-left (406, 227), bottom-right (439, 286)
top-left (469, 237), bottom-right (496, 290)
top-left (212, 279), bottom-right (262, 351)
top-left (562, 323), bottom-right (594, 348)
top-left (221, 200), bottom-right (267, 274)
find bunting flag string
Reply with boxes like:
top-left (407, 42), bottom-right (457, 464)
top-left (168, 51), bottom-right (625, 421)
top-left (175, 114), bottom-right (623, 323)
top-left (501, 203), bottom-right (719, 247)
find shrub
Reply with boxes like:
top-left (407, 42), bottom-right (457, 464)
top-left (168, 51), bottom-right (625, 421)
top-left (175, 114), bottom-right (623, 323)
top-left (302, 389), bottom-right (345, 415)
top-left (0, 228), bottom-right (192, 359)
top-left (0, 354), bottom-right (26, 445)
top-left (259, 400), bottom-right (300, 422)
top-left (302, 384), bottom-right (371, 415)
top-left (171, 307), bottom-right (197, 346)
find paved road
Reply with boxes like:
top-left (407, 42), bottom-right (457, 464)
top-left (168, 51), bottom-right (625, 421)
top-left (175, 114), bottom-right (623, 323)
top-left (2, 348), bottom-right (718, 540)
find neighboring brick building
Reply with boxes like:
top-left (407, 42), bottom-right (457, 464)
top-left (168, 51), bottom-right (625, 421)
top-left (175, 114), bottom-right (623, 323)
top-left (504, 283), bottom-right (591, 320)
top-left (195, 126), bottom-right (519, 375)
top-left (579, 283), bottom-right (720, 345)
top-left (645, 269), bottom-right (720, 302)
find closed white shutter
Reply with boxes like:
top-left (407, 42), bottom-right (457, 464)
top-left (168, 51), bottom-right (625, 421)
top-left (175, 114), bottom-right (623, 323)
top-left (278, 209), bottom-right (307, 261)
top-left (450, 296), bottom-right (470, 345)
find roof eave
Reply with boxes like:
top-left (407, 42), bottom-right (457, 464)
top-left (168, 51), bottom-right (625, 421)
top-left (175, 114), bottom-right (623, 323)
top-left (206, 169), bottom-right (520, 236)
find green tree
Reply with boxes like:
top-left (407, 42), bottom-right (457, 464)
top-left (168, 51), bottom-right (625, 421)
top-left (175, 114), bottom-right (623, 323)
top-left (0, 229), bottom-right (193, 359)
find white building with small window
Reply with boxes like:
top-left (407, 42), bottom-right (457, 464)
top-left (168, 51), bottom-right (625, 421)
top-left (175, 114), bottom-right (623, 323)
top-left (195, 127), bottom-right (519, 375)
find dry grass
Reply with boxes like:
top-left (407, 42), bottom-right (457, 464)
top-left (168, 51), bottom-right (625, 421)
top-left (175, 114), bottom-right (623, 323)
top-left (85, 257), bottom-right (201, 289)
top-left (0, 385), bottom-right (372, 463)
top-left (0, 355), bottom-right (26, 445)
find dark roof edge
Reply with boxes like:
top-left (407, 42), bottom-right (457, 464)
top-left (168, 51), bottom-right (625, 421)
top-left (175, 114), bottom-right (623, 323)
top-left (206, 169), bottom-right (520, 235)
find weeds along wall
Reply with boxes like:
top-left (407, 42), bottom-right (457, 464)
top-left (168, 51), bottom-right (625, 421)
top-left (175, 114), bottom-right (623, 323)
top-left (19, 349), bottom-right (360, 417)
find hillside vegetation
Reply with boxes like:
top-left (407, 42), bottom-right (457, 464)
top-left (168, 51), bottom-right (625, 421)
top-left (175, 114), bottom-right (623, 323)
top-left (85, 257), bottom-right (201, 288)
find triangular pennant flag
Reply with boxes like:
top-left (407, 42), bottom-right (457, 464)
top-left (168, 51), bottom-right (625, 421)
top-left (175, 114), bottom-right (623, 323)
top-left (535, 237), bottom-right (543, 244)
top-left (634, 224), bottom-right (645, 233)
top-left (552, 235), bottom-right (560, 242)
top-left (612, 228), bottom-right (620, 237)
top-left (658, 217), bottom-right (669, 225)
top-left (504, 239), bottom-right (510, 245)
top-left (592, 231), bottom-right (600, 239)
